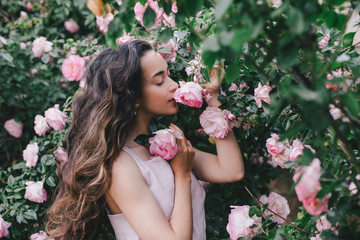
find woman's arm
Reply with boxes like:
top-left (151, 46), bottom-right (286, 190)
top-left (192, 66), bottom-right (244, 183)
top-left (108, 130), bottom-right (194, 240)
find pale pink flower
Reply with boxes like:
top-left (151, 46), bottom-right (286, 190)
top-left (149, 129), bottom-right (181, 160)
top-left (61, 55), bottom-right (86, 81)
top-left (259, 192), bottom-right (290, 224)
top-left (157, 39), bottom-right (179, 62)
top-left (326, 74), bottom-right (334, 80)
top-left (55, 147), bottom-right (68, 163)
top-left (134, 0), bottom-right (163, 30)
top-left (332, 69), bottom-right (343, 78)
top-left (304, 144), bottom-right (316, 154)
top-left (271, 147), bottom-right (290, 168)
top-left (227, 112), bottom-right (236, 121)
top-left (254, 82), bottom-right (272, 108)
top-left (116, 32), bottom-right (135, 45)
top-left (96, 13), bottom-right (114, 34)
top-left (316, 215), bottom-right (333, 232)
top-left (200, 107), bottom-right (231, 138)
top-left (64, 18), bottom-right (79, 33)
top-left (162, 12), bottom-right (176, 28)
top-left (32, 36), bottom-right (53, 57)
top-left (239, 82), bottom-right (248, 90)
top-left (4, 119), bottom-right (23, 138)
top-left (348, 174), bottom-right (360, 195)
top-left (20, 42), bottom-right (27, 49)
top-left (173, 81), bottom-right (204, 108)
top-left (44, 104), bottom-right (68, 131)
top-left (228, 83), bottom-right (238, 91)
top-left (30, 230), bottom-right (54, 240)
top-left (172, 2), bottom-right (178, 13)
top-left (329, 104), bottom-right (342, 120)
top-left (185, 65), bottom-right (196, 76)
top-left (269, 0), bottom-right (283, 8)
top-left (289, 139), bottom-right (304, 161)
top-left (310, 235), bottom-right (322, 240)
top-left (319, 33), bottom-right (330, 49)
top-left (293, 158), bottom-right (322, 202)
top-left (226, 205), bottom-right (262, 239)
top-left (25, 181), bottom-right (47, 203)
top-left (266, 133), bottom-right (285, 156)
top-left (0, 215), bottom-right (11, 238)
top-left (23, 142), bottom-right (39, 168)
top-left (34, 115), bottom-right (50, 136)
top-left (303, 194), bottom-right (331, 216)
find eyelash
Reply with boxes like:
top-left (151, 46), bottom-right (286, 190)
top-left (156, 71), bottom-right (170, 85)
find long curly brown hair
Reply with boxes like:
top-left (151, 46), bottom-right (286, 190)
top-left (46, 40), bottom-right (153, 239)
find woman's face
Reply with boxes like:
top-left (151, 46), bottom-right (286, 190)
top-left (137, 50), bottom-right (179, 117)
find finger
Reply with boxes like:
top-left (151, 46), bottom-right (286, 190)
top-left (170, 124), bottom-right (187, 149)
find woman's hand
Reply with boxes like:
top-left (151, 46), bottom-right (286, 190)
top-left (203, 65), bottom-right (225, 94)
top-left (169, 123), bottom-right (195, 178)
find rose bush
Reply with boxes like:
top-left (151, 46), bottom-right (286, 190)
top-left (1, 0), bottom-right (360, 239)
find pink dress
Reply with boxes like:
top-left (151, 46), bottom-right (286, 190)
top-left (106, 146), bottom-right (206, 240)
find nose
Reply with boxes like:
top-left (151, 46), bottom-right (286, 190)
top-left (169, 77), bottom-right (179, 93)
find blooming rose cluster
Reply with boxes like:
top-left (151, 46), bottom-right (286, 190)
top-left (266, 134), bottom-right (306, 168)
top-left (25, 181), bottom-right (47, 203)
top-left (259, 192), bottom-right (290, 224)
top-left (134, 1), bottom-right (177, 30)
top-left (228, 82), bottom-right (248, 92)
top-left (200, 107), bottom-right (232, 138)
top-left (38, 104), bottom-right (68, 132)
top-left (149, 129), bottom-right (183, 160)
top-left (293, 158), bottom-right (330, 216)
top-left (61, 55), bottom-right (86, 82)
top-left (254, 82), bottom-right (272, 108)
top-left (173, 81), bottom-right (205, 108)
top-left (226, 205), bottom-right (262, 239)
top-left (157, 39), bottom-right (179, 63)
top-left (32, 36), bottom-right (53, 58)
top-left (4, 119), bottom-right (23, 138)
top-left (0, 215), bottom-right (11, 238)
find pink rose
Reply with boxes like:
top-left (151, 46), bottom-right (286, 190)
top-left (0, 215), bottom-right (11, 238)
top-left (289, 139), bottom-right (304, 161)
top-left (318, 33), bottom-right (330, 49)
top-left (227, 112), bottom-right (236, 121)
top-left (228, 83), bottom-right (238, 91)
top-left (303, 194), bottom-right (331, 216)
top-left (44, 104), bottom-right (68, 131)
top-left (270, 0), bottom-right (283, 7)
top-left (239, 82), bottom-right (248, 90)
top-left (329, 104), bottom-right (342, 120)
top-left (226, 205), bottom-right (262, 240)
top-left (55, 147), bottom-right (68, 163)
top-left (61, 55), bottom-right (86, 81)
top-left (64, 18), bottom-right (79, 33)
top-left (173, 81), bottom-right (204, 108)
top-left (271, 147), bottom-right (290, 168)
top-left (259, 192), bottom-right (290, 224)
top-left (34, 115), bottom-right (50, 136)
top-left (162, 12), bottom-right (176, 28)
top-left (254, 82), bottom-right (272, 108)
top-left (4, 119), bottom-right (23, 138)
top-left (316, 215), bottom-right (332, 232)
top-left (172, 2), bottom-right (178, 13)
top-left (149, 129), bottom-right (181, 160)
top-left (134, 0), bottom-right (163, 30)
top-left (32, 36), bottom-right (53, 58)
top-left (293, 158), bottom-right (322, 202)
top-left (25, 181), bottom-right (47, 203)
top-left (348, 174), bottom-right (360, 195)
top-left (266, 133), bottom-right (285, 156)
top-left (96, 13), bottom-right (114, 34)
top-left (200, 107), bottom-right (231, 138)
top-left (117, 32), bottom-right (135, 45)
top-left (30, 230), bottom-right (54, 240)
top-left (157, 39), bottom-right (179, 62)
top-left (23, 142), bottom-right (39, 168)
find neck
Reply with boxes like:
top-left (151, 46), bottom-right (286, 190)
top-left (127, 111), bottom-right (154, 146)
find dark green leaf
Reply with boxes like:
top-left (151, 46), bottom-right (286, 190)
top-left (158, 28), bottom-right (173, 43)
top-left (229, 29), bottom-right (252, 52)
top-left (7, 175), bottom-right (15, 186)
top-left (46, 176), bottom-right (56, 187)
top-left (215, 0), bottom-right (232, 19)
top-left (340, 92), bottom-right (360, 116)
top-left (202, 50), bottom-right (218, 68)
top-left (134, 134), bottom-right (154, 146)
top-left (24, 210), bottom-right (37, 220)
top-left (1, 52), bottom-right (13, 62)
top-left (249, 206), bottom-right (261, 217)
top-left (343, 32), bottom-right (356, 48)
top-left (225, 62), bottom-right (240, 85)
top-left (143, 6), bottom-right (157, 29)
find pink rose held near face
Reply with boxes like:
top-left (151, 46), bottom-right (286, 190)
top-left (173, 81), bottom-right (204, 108)
top-left (149, 129), bottom-right (182, 160)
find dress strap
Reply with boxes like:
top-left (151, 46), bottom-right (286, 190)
top-left (122, 146), bottom-right (144, 165)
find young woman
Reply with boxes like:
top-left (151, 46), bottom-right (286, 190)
top-left (46, 40), bottom-right (244, 240)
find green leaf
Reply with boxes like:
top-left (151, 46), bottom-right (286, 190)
top-left (46, 176), bottom-right (56, 187)
top-left (24, 210), bottom-right (37, 220)
top-left (278, 44), bottom-right (299, 69)
top-left (343, 32), bottom-right (356, 48)
top-left (246, 101), bottom-right (258, 113)
top-left (158, 28), bottom-right (173, 43)
top-left (325, 10), bottom-right (337, 28)
top-left (229, 29), bottom-right (252, 52)
top-left (7, 175), bottom-right (15, 186)
top-left (340, 92), bottom-right (360, 116)
top-left (316, 181), bottom-right (341, 198)
top-left (214, 0), bottom-right (232, 19)
top-left (261, 203), bottom-right (269, 213)
top-left (106, 15), bottom-right (123, 49)
top-left (249, 206), bottom-right (261, 217)
top-left (225, 62), bottom-right (240, 85)
top-left (287, 8), bottom-right (305, 35)
top-left (143, 6), bottom-right (156, 29)
top-left (202, 50), bottom-right (218, 68)
top-left (134, 134), bottom-right (154, 146)
top-left (41, 54), bottom-right (50, 64)
top-left (1, 52), bottom-right (13, 62)
top-left (16, 212), bottom-right (24, 224)
top-left (202, 35), bottom-right (220, 52)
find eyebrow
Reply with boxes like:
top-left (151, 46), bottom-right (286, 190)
top-left (152, 67), bottom-right (169, 78)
